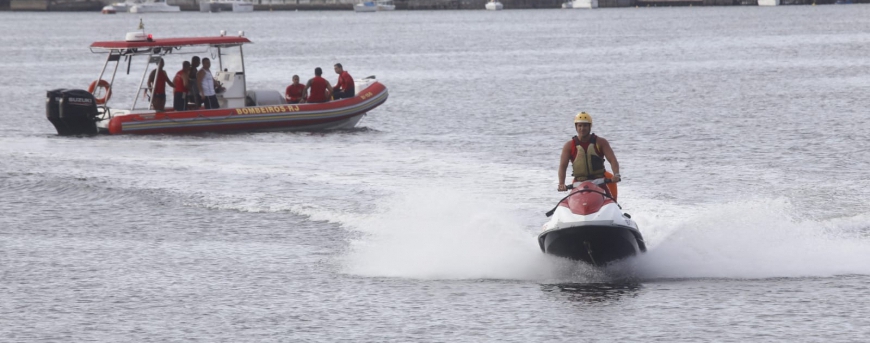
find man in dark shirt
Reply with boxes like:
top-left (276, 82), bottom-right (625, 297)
top-left (187, 56), bottom-right (201, 109)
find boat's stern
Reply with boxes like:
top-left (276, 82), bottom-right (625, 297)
top-left (46, 89), bottom-right (101, 136)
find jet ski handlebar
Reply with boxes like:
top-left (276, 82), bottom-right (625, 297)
top-left (547, 178), bottom-right (615, 217)
top-left (564, 178), bottom-right (612, 190)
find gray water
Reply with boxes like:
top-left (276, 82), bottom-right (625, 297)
top-left (2, 6), bottom-right (870, 342)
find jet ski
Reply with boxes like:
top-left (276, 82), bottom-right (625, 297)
top-left (539, 178), bottom-right (646, 266)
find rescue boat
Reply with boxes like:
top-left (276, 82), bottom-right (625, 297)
top-left (46, 28), bottom-right (388, 136)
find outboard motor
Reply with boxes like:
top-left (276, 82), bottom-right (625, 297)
top-left (46, 88), bottom-right (67, 134)
top-left (46, 89), bottom-right (99, 136)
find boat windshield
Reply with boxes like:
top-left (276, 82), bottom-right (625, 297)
top-left (214, 45), bottom-right (244, 74)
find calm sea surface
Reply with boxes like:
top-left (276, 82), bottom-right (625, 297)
top-left (2, 6), bottom-right (870, 342)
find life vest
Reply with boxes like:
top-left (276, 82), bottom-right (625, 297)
top-left (570, 134), bottom-right (606, 181)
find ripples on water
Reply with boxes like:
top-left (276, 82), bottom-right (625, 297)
top-left (1, 6), bottom-right (870, 341)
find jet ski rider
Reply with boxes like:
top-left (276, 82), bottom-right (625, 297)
top-left (557, 112), bottom-right (621, 194)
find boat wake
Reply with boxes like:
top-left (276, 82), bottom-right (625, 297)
top-left (623, 198), bottom-right (870, 280)
top-left (337, 186), bottom-right (562, 280)
top-left (338, 188), bottom-right (870, 282)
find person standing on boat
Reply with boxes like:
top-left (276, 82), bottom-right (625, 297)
top-left (147, 58), bottom-right (175, 111)
top-left (172, 61), bottom-right (190, 111)
top-left (187, 56), bottom-right (201, 109)
top-left (197, 58), bottom-right (220, 109)
top-left (304, 67), bottom-right (333, 104)
top-left (557, 112), bottom-right (621, 194)
top-left (285, 75), bottom-right (306, 104)
top-left (332, 63), bottom-right (354, 100)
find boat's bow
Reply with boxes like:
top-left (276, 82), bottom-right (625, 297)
top-left (539, 180), bottom-right (645, 266)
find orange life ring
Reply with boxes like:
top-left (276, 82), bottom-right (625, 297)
top-left (88, 79), bottom-right (112, 104)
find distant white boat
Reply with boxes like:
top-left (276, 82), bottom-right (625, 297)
top-left (200, 0), bottom-right (254, 12)
top-left (107, 0), bottom-right (140, 12)
top-left (376, 0), bottom-right (395, 10)
top-left (129, 0), bottom-right (180, 13)
top-left (757, 0), bottom-right (779, 5)
top-left (485, 0), bottom-right (503, 10)
top-left (562, 0), bottom-right (597, 8)
top-left (354, 0), bottom-right (377, 12)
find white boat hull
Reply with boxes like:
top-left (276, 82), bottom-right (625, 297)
top-left (130, 3), bottom-right (180, 12)
top-left (377, 4), bottom-right (395, 10)
top-left (563, 0), bottom-right (597, 8)
top-left (485, 1), bottom-right (503, 10)
top-left (199, 1), bottom-right (254, 12)
top-left (757, 0), bottom-right (779, 5)
top-left (354, 3), bottom-right (377, 12)
top-left (109, 2), bottom-right (132, 12)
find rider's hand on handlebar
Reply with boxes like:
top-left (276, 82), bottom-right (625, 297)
top-left (557, 184), bottom-right (567, 192)
top-left (611, 173), bottom-right (621, 183)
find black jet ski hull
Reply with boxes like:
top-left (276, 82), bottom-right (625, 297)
top-left (538, 224), bottom-right (646, 266)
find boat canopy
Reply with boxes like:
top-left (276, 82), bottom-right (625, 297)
top-left (90, 36), bottom-right (251, 52)
top-left (86, 32), bottom-right (251, 112)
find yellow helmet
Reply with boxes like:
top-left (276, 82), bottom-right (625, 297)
top-left (573, 112), bottom-right (593, 124)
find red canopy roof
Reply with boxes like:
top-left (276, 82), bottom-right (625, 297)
top-left (90, 36), bottom-right (252, 49)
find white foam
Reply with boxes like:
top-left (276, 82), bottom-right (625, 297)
top-left (338, 186), bottom-right (564, 280)
top-left (339, 185), bottom-right (870, 281)
top-left (9, 136), bottom-right (868, 282)
top-left (628, 198), bottom-right (870, 279)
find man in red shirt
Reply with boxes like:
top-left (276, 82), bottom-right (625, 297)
top-left (304, 67), bottom-right (333, 103)
top-left (332, 63), bottom-right (355, 100)
top-left (285, 75), bottom-right (306, 104)
top-left (172, 61), bottom-right (190, 111)
top-left (147, 58), bottom-right (175, 111)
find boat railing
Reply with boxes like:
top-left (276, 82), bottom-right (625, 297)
top-left (89, 43), bottom-right (242, 111)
